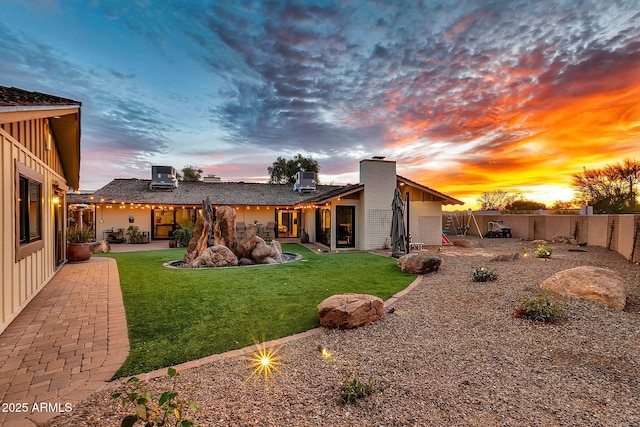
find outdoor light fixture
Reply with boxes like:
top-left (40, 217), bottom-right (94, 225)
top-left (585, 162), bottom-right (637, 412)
top-left (317, 344), bottom-right (332, 359)
top-left (245, 342), bottom-right (284, 385)
top-left (52, 196), bottom-right (60, 205)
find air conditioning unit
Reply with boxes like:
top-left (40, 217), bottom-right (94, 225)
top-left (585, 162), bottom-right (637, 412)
top-left (150, 166), bottom-right (178, 189)
top-left (293, 171), bottom-right (316, 193)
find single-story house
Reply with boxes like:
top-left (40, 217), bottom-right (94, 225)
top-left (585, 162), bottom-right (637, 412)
top-left (1, 86), bottom-right (81, 334)
top-left (73, 158), bottom-right (462, 250)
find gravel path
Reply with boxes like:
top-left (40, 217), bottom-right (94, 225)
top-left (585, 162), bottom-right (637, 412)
top-left (51, 238), bottom-right (640, 426)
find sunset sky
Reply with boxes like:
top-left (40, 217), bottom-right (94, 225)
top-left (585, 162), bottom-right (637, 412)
top-left (1, 1), bottom-right (638, 207)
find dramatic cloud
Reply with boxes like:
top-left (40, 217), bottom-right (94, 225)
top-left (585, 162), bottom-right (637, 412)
top-left (1, 0), bottom-right (638, 206)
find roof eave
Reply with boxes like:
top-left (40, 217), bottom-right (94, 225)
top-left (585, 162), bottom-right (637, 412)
top-left (397, 175), bottom-right (464, 205)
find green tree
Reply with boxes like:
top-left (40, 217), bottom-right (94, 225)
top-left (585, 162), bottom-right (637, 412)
top-left (180, 165), bottom-right (203, 182)
top-left (572, 158), bottom-right (640, 213)
top-left (267, 154), bottom-right (319, 184)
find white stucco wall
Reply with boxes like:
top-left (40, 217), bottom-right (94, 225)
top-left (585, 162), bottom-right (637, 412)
top-left (360, 159), bottom-right (396, 250)
top-left (409, 201), bottom-right (443, 246)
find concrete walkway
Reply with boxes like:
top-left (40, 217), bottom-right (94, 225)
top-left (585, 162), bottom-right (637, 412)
top-left (0, 257), bottom-right (129, 426)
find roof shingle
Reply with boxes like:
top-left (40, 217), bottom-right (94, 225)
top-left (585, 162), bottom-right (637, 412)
top-left (91, 179), bottom-right (345, 207)
top-left (0, 86), bottom-right (81, 107)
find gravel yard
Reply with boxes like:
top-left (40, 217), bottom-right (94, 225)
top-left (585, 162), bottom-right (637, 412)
top-left (51, 238), bottom-right (640, 426)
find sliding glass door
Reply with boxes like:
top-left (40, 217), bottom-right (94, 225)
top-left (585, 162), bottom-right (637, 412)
top-left (336, 206), bottom-right (355, 248)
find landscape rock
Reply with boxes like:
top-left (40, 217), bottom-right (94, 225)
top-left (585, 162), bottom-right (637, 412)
top-left (236, 225), bottom-right (259, 259)
top-left (189, 245), bottom-right (238, 268)
top-left (490, 252), bottom-right (520, 262)
top-left (318, 293), bottom-right (384, 329)
top-left (531, 239), bottom-right (547, 245)
top-left (453, 239), bottom-right (472, 247)
top-left (269, 240), bottom-right (284, 263)
top-left (251, 238), bottom-right (272, 261)
top-left (397, 253), bottom-right (441, 274)
top-left (552, 235), bottom-right (577, 244)
top-left (89, 240), bottom-right (111, 253)
top-left (238, 258), bottom-right (255, 266)
top-left (183, 216), bottom-right (210, 265)
top-left (213, 206), bottom-right (236, 251)
top-left (540, 266), bottom-right (627, 310)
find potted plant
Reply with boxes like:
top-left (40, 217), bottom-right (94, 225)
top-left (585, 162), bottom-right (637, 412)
top-left (67, 227), bottom-right (93, 262)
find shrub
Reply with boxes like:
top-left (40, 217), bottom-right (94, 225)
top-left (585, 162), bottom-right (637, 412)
top-left (472, 267), bottom-right (498, 282)
top-left (126, 226), bottom-right (142, 244)
top-left (111, 368), bottom-right (201, 427)
top-left (173, 224), bottom-right (194, 248)
top-left (338, 372), bottom-right (376, 404)
top-left (67, 227), bottom-right (93, 243)
top-left (534, 244), bottom-right (552, 259)
top-left (514, 292), bottom-right (562, 322)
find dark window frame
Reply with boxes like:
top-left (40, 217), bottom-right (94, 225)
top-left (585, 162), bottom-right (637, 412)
top-left (15, 160), bottom-right (44, 261)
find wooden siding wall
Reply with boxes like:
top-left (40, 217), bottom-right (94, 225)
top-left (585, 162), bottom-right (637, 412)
top-left (0, 119), bottom-right (65, 177)
top-left (0, 122), bottom-right (67, 334)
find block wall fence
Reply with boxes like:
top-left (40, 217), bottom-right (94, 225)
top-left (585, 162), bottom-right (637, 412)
top-left (449, 213), bottom-right (640, 264)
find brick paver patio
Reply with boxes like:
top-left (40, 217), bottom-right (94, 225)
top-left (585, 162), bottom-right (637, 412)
top-left (0, 257), bottom-right (129, 426)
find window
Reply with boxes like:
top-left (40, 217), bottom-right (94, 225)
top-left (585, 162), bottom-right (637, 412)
top-left (19, 176), bottom-right (42, 243)
top-left (15, 160), bottom-right (44, 261)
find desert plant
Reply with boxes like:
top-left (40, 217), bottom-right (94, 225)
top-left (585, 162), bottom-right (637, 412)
top-left (173, 224), bottom-right (194, 248)
top-left (535, 244), bottom-right (552, 259)
top-left (514, 292), bottom-right (562, 322)
top-left (67, 227), bottom-right (93, 243)
top-left (111, 368), bottom-right (201, 427)
top-left (472, 267), bottom-right (498, 282)
top-left (126, 225), bottom-right (142, 244)
top-left (338, 372), bottom-right (376, 404)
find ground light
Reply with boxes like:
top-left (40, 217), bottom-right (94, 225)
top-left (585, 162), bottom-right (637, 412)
top-left (245, 342), bottom-right (284, 385)
top-left (317, 344), bottom-right (333, 359)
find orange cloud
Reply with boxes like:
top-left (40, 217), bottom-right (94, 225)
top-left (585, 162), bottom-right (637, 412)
top-left (385, 45), bottom-right (640, 208)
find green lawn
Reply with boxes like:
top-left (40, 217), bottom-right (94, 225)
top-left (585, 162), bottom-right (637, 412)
top-left (100, 244), bottom-right (415, 378)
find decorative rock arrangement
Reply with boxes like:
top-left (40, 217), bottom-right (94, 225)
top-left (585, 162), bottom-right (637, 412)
top-left (182, 205), bottom-right (287, 268)
top-left (540, 266), bottom-right (628, 310)
top-left (190, 245), bottom-right (238, 268)
top-left (318, 293), bottom-right (384, 329)
top-left (396, 253), bottom-right (441, 274)
top-left (213, 206), bottom-right (236, 250)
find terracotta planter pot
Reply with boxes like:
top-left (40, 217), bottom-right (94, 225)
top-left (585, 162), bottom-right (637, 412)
top-left (67, 242), bottom-right (91, 262)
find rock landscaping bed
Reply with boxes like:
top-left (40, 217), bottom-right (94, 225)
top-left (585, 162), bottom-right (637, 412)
top-left (50, 238), bottom-right (640, 426)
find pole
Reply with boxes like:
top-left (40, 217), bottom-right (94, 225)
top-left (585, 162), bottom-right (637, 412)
top-left (405, 192), bottom-right (410, 253)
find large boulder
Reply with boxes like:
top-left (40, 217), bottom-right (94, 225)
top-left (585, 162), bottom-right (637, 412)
top-left (236, 224), bottom-right (259, 259)
top-left (189, 245), bottom-right (238, 268)
top-left (318, 293), bottom-right (384, 329)
top-left (251, 237), bottom-right (272, 261)
top-left (397, 253), bottom-right (441, 274)
top-left (183, 216), bottom-right (210, 264)
top-left (540, 266), bottom-right (627, 310)
top-left (213, 206), bottom-right (236, 251)
top-left (269, 240), bottom-right (284, 263)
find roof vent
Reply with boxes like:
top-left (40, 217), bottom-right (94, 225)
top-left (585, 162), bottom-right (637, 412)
top-left (293, 171), bottom-right (316, 193)
top-left (150, 166), bottom-right (178, 190)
